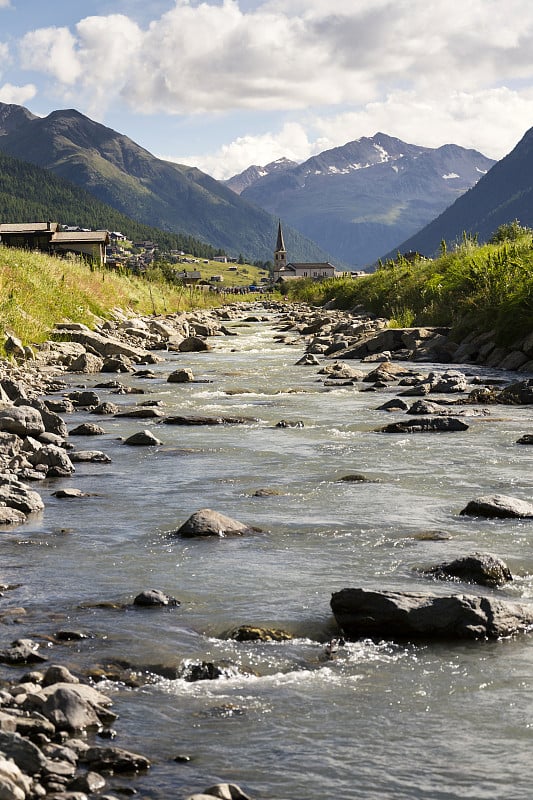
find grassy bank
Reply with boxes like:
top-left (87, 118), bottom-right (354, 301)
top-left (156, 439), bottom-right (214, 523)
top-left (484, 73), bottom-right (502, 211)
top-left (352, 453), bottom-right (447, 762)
top-left (0, 247), bottom-right (238, 356)
top-left (286, 230), bottom-right (533, 344)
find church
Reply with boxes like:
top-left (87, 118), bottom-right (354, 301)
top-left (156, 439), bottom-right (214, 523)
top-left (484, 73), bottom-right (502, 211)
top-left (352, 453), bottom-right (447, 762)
top-left (272, 221), bottom-right (337, 282)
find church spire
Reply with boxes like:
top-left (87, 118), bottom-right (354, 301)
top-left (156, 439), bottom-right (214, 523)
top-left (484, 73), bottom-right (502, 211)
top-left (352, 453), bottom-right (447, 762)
top-left (274, 219), bottom-right (287, 273)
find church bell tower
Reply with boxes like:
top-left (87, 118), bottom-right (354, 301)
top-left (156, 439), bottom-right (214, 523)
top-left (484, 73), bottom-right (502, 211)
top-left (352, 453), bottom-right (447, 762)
top-left (274, 219), bottom-right (287, 274)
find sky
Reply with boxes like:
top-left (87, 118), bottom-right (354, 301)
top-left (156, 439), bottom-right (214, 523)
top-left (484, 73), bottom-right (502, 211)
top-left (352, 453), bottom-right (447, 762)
top-left (2, 0), bottom-right (533, 179)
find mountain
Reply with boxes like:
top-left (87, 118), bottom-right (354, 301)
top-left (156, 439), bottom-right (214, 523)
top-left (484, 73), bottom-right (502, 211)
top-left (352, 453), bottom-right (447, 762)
top-left (0, 148), bottom-right (222, 257)
top-left (231, 133), bottom-right (495, 267)
top-left (384, 126), bottom-right (533, 260)
top-left (0, 103), bottom-right (330, 264)
top-left (224, 157), bottom-right (297, 195)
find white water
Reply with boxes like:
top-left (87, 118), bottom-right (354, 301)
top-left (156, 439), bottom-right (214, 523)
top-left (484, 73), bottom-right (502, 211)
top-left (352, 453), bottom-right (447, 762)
top-left (2, 311), bottom-right (533, 799)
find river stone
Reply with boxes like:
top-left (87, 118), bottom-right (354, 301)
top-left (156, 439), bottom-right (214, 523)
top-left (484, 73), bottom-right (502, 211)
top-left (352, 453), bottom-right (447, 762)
top-left (174, 508), bottom-right (257, 538)
top-left (84, 745), bottom-right (150, 773)
top-left (0, 507), bottom-right (26, 525)
top-left (376, 398), bottom-right (410, 412)
top-left (330, 587), bottom-right (533, 641)
top-left (377, 417), bottom-right (469, 433)
top-left (0, 406), bottom-right (45, 437)
top-left (69, 770), bottom-right (106, 794)
top-left (228, 625), bottom-right (293, 642)
top-left (101, 354), bottom-right (134, 373)
top-left (35, 686), bottom-right (102, 732)
top-left (42, 665), bottom-right (80, 687)
top-left (133, 589), bottom-right (179, 607)
top-left (91, 402), bottom-right (119, 415)
top-left (517, 434), bottom-right (533, 445)
top-left (70, 423), bottom-right (106, 436)
top-left (498, 379), bottom-right (533, 405)
top-left (67, 353), bottom-right (104, 373)
top-left (163, 414), bottom-right (253, 426)
top-left (0, 480), bottom-right (44, 514)
top-left (178, 336), bottom-right (210, 352)
top-left (69, 450), bottom-right (111, 463)
top-left (123, 430), bottom-right (162, 446)
top-left (67, 391), bottom-right (100, 408)
top-left (424, 553), bottom-right (513, 587)
top-left (0, 755), bottom-right (32, 799)
top-left (0, 730), bottom-right (47, 775)
top-left (186, 783), bottom-right (253, 800)
top-left (27, 444), bottom-right (75, 475)
top-left (167, 368), bottom-right (195, 383)
top-left (460, 494), bottom-right (533, 518)
top-left (0, 639), bottom-right (47, 665)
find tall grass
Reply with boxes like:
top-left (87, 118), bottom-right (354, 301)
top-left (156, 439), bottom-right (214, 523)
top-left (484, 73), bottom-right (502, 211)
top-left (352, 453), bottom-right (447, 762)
top-left (285, 234), bottom-right (533, 344)
top-left (0, 248), bottom-right (227, 355)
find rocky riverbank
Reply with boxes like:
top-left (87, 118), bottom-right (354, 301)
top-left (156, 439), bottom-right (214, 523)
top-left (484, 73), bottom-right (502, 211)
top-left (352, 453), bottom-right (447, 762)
top-left (0, 299), bottom-right (532, 799)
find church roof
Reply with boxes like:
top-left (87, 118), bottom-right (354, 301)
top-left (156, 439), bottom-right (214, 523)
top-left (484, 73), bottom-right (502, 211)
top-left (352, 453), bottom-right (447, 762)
top-left (276, 220), bottom-right (286, 252)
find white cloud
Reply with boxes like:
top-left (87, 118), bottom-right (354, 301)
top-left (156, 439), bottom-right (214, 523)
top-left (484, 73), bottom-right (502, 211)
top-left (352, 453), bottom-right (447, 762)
top-left (0, 82), bottom-right (36, 104)
top-left (168, 121), bottom-right (319, 178)
top-left (0, 1), bottom-right (11, 7)
top-left (19, 26), bottom-right (81, 85)
top-left (10, 0), bottom-right (533, 175)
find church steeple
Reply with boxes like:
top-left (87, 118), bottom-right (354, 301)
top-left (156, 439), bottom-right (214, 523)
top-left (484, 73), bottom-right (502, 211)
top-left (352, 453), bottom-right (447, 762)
top-left (274, 219), bottom-right (287, 272)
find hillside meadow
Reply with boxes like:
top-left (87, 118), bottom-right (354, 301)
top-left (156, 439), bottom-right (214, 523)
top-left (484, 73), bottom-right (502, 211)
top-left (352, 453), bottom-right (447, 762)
top-left (0, 247), bottom-right (269, 356)
top-left (286, 227), bottom-right (533, 345)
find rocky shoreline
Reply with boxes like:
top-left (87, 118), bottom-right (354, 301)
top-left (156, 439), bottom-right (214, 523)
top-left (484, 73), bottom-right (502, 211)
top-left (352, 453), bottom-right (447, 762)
top-left (0, 300), bottom-right (532, 799)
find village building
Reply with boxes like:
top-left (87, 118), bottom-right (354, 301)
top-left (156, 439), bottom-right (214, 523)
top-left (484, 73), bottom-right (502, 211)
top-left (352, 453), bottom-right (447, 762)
top-left (0, 222), bottom-right (109, 265)
top-left (273, 220), bottom-right (337, 282)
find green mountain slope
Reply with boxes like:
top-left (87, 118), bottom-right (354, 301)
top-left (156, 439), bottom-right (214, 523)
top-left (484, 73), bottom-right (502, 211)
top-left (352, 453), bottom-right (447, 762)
top-left (0, 149), bottom-right (220, 257)
top-left (0, 103), bottom-right (332, 264)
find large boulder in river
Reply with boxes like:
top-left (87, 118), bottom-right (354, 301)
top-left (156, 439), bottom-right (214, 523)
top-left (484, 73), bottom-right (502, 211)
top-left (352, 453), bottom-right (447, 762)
top-left (377, 417), bottom-right (469, 433)
top-left (460, 494), bottom-right (533, 518)
top-left (424, 553), bottom-right (513, 587)
top-left (0, 406), bottom-right (45, 438)
top-left (330, 587), bottom-right (533, 641)
top-left (173, 508), bottom-right (258, 538)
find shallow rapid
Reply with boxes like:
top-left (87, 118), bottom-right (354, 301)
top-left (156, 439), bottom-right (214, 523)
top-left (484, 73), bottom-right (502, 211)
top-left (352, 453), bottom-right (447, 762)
top-left (2, 312), bottom-right (533, 800)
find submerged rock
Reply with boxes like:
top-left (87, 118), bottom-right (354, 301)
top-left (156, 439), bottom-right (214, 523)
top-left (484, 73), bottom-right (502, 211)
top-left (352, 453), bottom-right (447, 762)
top-left (377, 417), bottom-right (469, 433)
top-left (330, 587), bottom-right (533, 641)
top-left (123, 430), bottom-right (162, 446)
top-left (228, 625), bottom-right (293, 643)
top-left (423, 553), bottom-right (513, 587)
top-left (460, 494), bottom-right (533, 519)
top-left (173, 508), bottom-right (259, 538)
top-left (133, 589), bottom-right (179, 607)
top-left (185, 783), bottom-right (254, 800)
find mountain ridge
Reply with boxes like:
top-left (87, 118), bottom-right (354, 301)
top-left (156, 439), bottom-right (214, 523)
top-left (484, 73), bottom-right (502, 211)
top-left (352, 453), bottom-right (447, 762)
top-left (0, 102), bottom-right (332, 265)
top-left (229, 133), bottom-right (495, 267)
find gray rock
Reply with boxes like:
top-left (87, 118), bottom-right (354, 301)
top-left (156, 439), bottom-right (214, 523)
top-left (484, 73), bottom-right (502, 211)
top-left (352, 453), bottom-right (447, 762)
top-left (0, 730), bottom-right (47, 774)
top-left (84, 745), bottom-right (150, 773)
top-left (42, 666), bottom-right (80, 687)
top-left (376, 398), bottom-right (410, 412)
top-left (27, 445), bottom-right (75, 476)
top-left (167, 368), bottom-right (195, 383)
top-left (0, 754), bottom-right (33, 798)
top-left (101, 355), bottom-right (133, 373)
top-left (123, 430), bottom-right (162, 446)
top-left (498, 379), bottom-right (533, 405)
top-left (330, 587), bottom-right (533, 641)
top-left (173, 508), bottom-right (258, 538)
top-left (52, 326), bottom-right (148, 361)
top-left (69, 450), bottom-right (111, 464)
top-left (377, 417), bottom-right (469, 433)
top-left (163, 415), bottom-right (253, 426)
top-left (66, 391), bottom-right (100, 409)
top-left (52, 488), bottom-right (90, 499)
top-left (178, 336), bottom-right (210, 352)
top-left (91, 402), bottom-right (119, 415)
top-left (0, 479), bottom-right (44, 514)
top-left (185, 783), bottom-right (253, 800)
top-left (517, 434), bottom-right (533, 445)
top-left (69, 423), bottom-right (106, 436)
top-left (133, 589), bottom-right (179, 607)
top-left (4, 334), bottom-right (26, 361)
top-left (424, 553), bottom-right (513, 587)
top-left (460, 494), bottom-right (533, 518)
top-left (69, 771), bottom-right (106, 794)
top-left (0, 638), bottom-right (46, 666)
top-left (67, 353), bottom-right (104, 374)
top-left (0, 507), bottom-right (26, 525)
top-left (0, 406), bottom-right (45, 437)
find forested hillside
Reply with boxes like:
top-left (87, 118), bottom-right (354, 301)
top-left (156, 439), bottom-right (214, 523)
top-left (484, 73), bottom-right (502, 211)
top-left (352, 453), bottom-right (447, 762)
top-left (0, 150), bottom-right (221, 258)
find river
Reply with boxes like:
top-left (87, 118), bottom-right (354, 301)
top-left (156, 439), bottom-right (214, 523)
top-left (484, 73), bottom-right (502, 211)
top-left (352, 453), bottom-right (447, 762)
top-left (2, 308), bottom-right (532, 799)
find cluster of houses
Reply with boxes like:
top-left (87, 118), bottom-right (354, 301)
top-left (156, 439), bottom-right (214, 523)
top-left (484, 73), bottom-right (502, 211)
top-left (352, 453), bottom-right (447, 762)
top-left (0, 219), bottom-right (366, 285)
